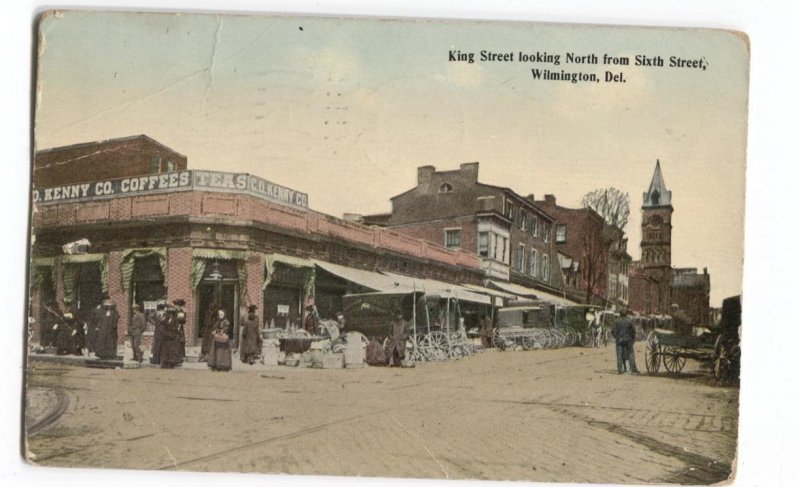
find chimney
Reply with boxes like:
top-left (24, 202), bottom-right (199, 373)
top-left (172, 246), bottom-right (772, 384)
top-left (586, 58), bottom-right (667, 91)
top-left (417, 165), bottom-right (436, 185)
top-left (527, 193), bottom-right (536, 202)
top-left (342, 213), bottom-right (363, 223)
top-left (544, 194), bottom-right (556, 204)
top-left (459, 162), bottom-right (479, 183)
top-left (703, 267), bottom-right (708, 275)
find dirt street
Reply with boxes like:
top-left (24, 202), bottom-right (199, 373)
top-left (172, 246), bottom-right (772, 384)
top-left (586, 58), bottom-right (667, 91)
top-left (24, 346), bottom-right (739, 484)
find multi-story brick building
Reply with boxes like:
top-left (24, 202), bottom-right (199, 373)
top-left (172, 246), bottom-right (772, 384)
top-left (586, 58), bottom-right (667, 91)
top-left (534, 195), bottom-right (630, 306)
top-left (29, 137), bottom-right (492, 349)
top-left (360, 163), bottom-right (564, 298)
top-left (628, 161), bottom-right (711, 324)
top-left (34, 134), bottom-right (188, 187)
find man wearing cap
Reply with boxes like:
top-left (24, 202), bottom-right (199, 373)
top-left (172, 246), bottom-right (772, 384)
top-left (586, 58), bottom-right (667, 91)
top-left (94, 296), bottom-right (120, 360)
top-left (129, 303), bottom-right (146, 363)
top-left (239, 304), bottom-right (263, 365)
top-left (612, 308), bottom-right (640, 374)
top-left (385, 309), bottom-right (408, 367)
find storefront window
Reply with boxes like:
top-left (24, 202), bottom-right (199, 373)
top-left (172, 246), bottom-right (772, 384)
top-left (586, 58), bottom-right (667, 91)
top-left (131, 254), bottom-right (167, 333)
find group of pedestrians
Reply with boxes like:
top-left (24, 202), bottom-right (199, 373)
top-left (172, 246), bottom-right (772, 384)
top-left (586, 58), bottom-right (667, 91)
top-left (52, 294), bottom-right (120, 360)
top-left (48, 296), bottom-right (263, 371)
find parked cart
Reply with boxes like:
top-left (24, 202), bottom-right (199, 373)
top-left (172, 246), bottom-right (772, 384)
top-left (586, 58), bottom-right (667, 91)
top-left (644, 296), bottom-right (741, 380)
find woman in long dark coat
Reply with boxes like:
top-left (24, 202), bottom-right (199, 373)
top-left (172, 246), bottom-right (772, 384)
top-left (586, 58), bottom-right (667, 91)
top-left (158, 307), bottom-right (184, 369)
top-left (199, 304), bottom-right (216, 362)
top-left (208, 310), bottom-right (232, 372)
top-left (54, 301), bottom-right (76, 356)
top-left (149, 303), bottom-right (165, 364)
top-left (239, 305), bottom-right (263, 364)
top-left (94, 300), bottom-right (120, 360)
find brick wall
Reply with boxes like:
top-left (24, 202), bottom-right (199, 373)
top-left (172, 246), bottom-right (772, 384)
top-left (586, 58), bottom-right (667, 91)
top-left (107, 251), bottom-right (128, 342)
top-left (536, 197), bottom-right (609, 302)
top-left (166, 247), bottom-right (194, 340)
top-left (34, 135), bottom-right (188, 188)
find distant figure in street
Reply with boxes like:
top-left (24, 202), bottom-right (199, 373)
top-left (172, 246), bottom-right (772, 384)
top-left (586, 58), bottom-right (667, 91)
top-left (86, 296), bottom-right (107, 355)
top-left (670, 303), bottom-right (693, 336)
top-left (54, 298), bottom-right (76, 356)
top-left (128, 304), bottom-right (146, 363)
top-left (158, 303), bottom-right (184, 369)
top-left (94, 296), bottom-right (120, 360)
top-left (199, 303), bottom-right (217, 362)
top-left (302, 305), bottom-right (319, 335)
top-left (480, 312), bottom-right (493, 348)
top-left (385, 310), bottom-right (408, 367)
top-left (239, 304), bottom-right (263, 364)
top-left (335, 311), bottom-right (346, 331)
top-left (612, 308), bottom-right (639, 374)
top-left (208, 309), bottom-right (232, 371)
top-left (150, 302), bottom-right (166, 365)
top-left (589, 312), bottom-right (602, 348)
top-left (174, 299), bottom-right (187, 365)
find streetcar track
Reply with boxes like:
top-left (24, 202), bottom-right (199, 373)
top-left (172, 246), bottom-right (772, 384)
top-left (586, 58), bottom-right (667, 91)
top-left (160, 408), bottom-right (389, 470)
top-left (26, 388), bottom-right (70, 437)
top-left (31, 432), bottom-right (160, 462)
top-left (493, 398), bottom-right (736, 420)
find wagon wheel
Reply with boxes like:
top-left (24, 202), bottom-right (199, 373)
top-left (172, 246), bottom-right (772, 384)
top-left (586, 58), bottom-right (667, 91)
top-left (492, 329), bottom-right (506, 351)
top-left (410, 335), bottom-right (426, 362)
top-left (662, 348), bottom-right (687, 375)
top-left (423, 331), bottom-right (450, 361)
top-left (522, 333), bottom-right (537, 351)
top-left (644, 331), bottom-right (660, 373)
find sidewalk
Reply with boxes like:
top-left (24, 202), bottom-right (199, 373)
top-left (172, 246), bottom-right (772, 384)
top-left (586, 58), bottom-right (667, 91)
top-left (28, 345), bottom-right (321, 372)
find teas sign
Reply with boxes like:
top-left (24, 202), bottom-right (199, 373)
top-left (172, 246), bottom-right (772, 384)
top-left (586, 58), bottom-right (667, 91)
top-left (32, 170), bottom-right (309, 209)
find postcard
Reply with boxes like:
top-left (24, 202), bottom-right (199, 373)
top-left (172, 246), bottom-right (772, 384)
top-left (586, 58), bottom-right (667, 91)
top-left (25, 10), bottom-right (748, 485)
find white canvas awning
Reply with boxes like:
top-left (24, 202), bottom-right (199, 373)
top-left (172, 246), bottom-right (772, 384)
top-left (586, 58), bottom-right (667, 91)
top-left (461, 283), bottom-right (519, 300)
top-left (487, 280), bottom-right (578, 306)
top-left (381, 272), bottom-right (491, 305)
top-left (314, 260), bottom-right (413, 294)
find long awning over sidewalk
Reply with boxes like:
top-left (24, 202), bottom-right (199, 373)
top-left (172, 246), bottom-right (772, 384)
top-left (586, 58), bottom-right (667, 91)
top-left (487, 280), bottom-right (578, 306)
top-left (313, 260), bottom-right (415, 294)
top-left (382, 272), bottom-right (491, 305)
top-left (461, 283), bottom-right (519, 300)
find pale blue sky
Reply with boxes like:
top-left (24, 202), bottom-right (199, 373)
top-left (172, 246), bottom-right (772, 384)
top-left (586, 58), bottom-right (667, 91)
top-left (35, 11), bottom-right (749, 305)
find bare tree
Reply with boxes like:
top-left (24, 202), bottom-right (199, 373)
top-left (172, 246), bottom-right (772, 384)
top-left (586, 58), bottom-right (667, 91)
top-left (581, 187), bottom-right (630, 230)
top-left (581, 216), bottom-right (610, 305)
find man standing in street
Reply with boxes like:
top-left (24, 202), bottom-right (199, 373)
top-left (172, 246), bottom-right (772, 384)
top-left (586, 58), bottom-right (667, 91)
top-left (385, 309), bottom-right (408, 367)
top-left (239, 304), bottom-right (263, 365)
top-left (612, 308), bottom-right (640, 374)
top-left (129, 303), bottom-right (146, 363)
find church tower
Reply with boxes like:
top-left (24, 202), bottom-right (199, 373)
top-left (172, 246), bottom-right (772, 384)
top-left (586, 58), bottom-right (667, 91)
top-left (641, 160), bottom-right (673, 269)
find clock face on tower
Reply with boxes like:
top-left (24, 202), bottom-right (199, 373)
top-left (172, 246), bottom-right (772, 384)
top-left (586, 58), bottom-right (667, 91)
top-left (647, 215), bottom-right (663, 228)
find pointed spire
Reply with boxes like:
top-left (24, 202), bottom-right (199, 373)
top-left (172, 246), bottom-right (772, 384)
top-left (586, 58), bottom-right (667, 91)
top-left (643, 159), bottom-right (672, 207)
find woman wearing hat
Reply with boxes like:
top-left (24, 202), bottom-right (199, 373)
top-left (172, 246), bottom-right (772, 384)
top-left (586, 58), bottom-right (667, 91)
top-left (208, 309), bottom-right (232, 372)
top-left (239, 304), bottom-right (263, 365)
top-left (94, 296), bottom-right (120, 360)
